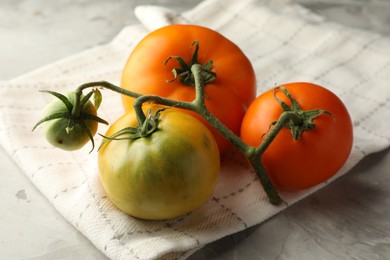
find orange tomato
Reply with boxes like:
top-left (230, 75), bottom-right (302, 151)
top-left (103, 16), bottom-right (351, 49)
top-left (121, 24), bottom-right (256, 153)
top-left (241, 82), bottom-right (353, 190)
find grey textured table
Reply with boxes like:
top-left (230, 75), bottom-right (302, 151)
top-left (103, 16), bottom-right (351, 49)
top-left (1, 0), bottom-right (389, 259)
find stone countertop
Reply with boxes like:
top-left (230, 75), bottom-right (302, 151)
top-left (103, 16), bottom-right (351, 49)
top-left (0, 0), bottom-right (389, 259)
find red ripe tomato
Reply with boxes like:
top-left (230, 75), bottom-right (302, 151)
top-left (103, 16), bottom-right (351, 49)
top-left (241, 82), bottom-right (353, 190)
top-left (121, 24), bottom-right (256, 153)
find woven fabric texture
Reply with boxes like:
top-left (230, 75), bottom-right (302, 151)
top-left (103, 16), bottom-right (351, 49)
top-left (0, 0), bottom-right (389, 259)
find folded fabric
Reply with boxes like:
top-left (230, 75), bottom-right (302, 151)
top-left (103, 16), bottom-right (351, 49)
top-left (1, 0), bottom-right (389, 259)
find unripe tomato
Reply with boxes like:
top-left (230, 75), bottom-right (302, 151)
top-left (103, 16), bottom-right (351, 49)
top-left (42, 92), bottom-right (98, 151)
top-left (98, 107), bottom-right (220, 220)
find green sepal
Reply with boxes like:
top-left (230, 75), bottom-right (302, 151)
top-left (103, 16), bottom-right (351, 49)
top-left (274, 86), bottom-right (334, 140)
top-left (40, 90), bottom-right (73, 111)
top-left (33, 88), bottom-right (109, 152)
top-left (81, 112), bottom-right (109, 125)
top-left (32, 112), bottom-right (70, 131)
top-left (80, 90), bottom-right (94, 111)
top-left (164, 40), bottom-right (216, 87)
top-left (93, 89), bottom-right (103, 110)
top-left (78, 118), bottom-right (96, 153)
top-left (99, 108), bottom-right (165, 150)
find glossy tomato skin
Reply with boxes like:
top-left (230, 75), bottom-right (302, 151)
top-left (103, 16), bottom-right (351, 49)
top-left (241, 82), bottom-right (353, 190)
top-left (98, 107), bottom-right (220, 220)
top-left (121, 24), bottom-right (256, 153)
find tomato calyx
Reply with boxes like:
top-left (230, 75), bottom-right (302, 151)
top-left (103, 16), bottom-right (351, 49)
top-left (99, 108), bottom-right (164, 147)
top-left (164, 41), bottom-right (216, 87)
top-left (274, 86), bottom-right (333, 140)
top-left (33, 89), bottom-right (108, 152)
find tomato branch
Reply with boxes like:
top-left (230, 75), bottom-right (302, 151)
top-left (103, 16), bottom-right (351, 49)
top-left (190, 64), bottom-right (250, 154)
top-left (37, 68), bottom-right (287, 205)
top-left (253, 111), bottom-right (301, 156)
top-left (71, 81), bottom-right (142, 119)
top-left (129, 64), bottom-right (283, 205)
top-left (248, 154), bottom-right (282, 205)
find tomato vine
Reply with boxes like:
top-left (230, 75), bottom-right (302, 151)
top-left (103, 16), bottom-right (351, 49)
top-left (33, 45), bottom-right (340, 206)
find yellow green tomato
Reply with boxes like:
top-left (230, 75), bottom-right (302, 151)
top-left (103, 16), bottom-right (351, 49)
top-left (41, 91), bottom-right (98, 151)
top-left (98, 107), bottom-right (220, 220)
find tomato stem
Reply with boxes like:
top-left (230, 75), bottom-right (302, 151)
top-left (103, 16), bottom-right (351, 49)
top-left (62, 69), bottom-right (285, 205)
top-left (76, 81), bottom-right (142, 98)
top-left (164, 41), bottom-right (216, 87)
top-left (254, 111), bottom-right (301, 156)
top-left (72, 80), bottom-right (143, 121)
top-left (190, 64), bottom-right (250, 154)
top-left (248, 154), bottom-right (282, 205)
top-left (41, 70), bottom-right (291, 205)
top-left (37, 57), bottom-right (334, 207)
top-left (128, 64), bottom-right (250, 154)
top-left (132, 94), bottom-right (193, 126)
top-left (273, 86), bottom-right (333, 140)
top-left (71, 89), bottom-right (82, 118)
top-left (191, 64), bottom-right (284, 204)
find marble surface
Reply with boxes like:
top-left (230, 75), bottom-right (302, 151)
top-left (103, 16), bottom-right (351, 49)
top-left (1, 0), bottom-right (389, 259)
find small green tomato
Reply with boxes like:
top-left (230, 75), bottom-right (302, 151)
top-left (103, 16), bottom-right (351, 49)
top-left (34, 90), bottom-right (107, 151)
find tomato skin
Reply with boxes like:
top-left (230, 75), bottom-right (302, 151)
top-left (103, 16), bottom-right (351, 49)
top-left (241, 82), bottom-right (353, 190)
top-left (121, 24), bottom-right (256, 153)
top-left (98, 107), bottom-right (220, 220)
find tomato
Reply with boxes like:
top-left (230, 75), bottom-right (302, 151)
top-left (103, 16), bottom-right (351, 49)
top-left (121, 24), bottom-right (256, 153)
top-left (241, 82), bottom-right (353, 190)
top-left (98, 106), bottom-right (220, 220)
top-left (39, 91), bottom-right (99, 151)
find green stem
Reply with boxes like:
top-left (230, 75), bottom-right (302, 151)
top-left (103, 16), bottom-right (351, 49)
top-left (71, 81), bottom-right (143, 118)
top-left (69, 73), bottom-right (284, 205)
top-left (248, 154), bottom-right (282, 205)
top-left (132, 94), bottom-right (196, 126)
top-left (254, 111), bottom-right (301, 156)
top-left (77, 81), bottom-right (142, 98)
top-left (191, 64), bottom-right (207, 108)
top-left (191, 64), bottom-right (250, 154)
top-left (190, 64), bottom-right (282, 204)
top-left (242, 111), bottom-right (303, 205)
top-left (71, 89), bottom-right (83, 117)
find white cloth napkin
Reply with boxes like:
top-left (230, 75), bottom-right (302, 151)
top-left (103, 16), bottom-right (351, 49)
top-left (1, 0), bottom-right (390, 259)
